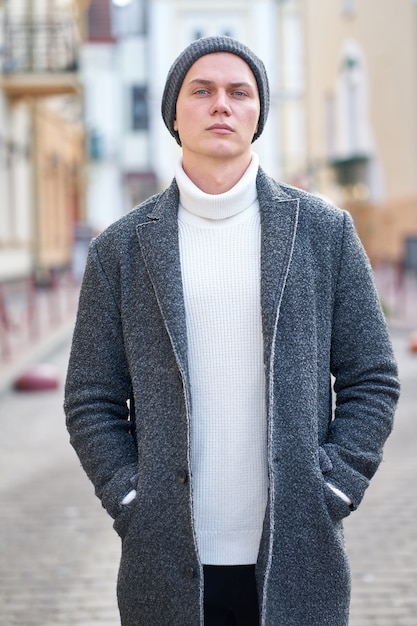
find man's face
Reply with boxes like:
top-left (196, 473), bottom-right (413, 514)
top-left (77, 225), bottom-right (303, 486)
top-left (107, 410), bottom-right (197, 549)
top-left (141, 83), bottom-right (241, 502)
top-left (174, 52), bottom-right (260, 165)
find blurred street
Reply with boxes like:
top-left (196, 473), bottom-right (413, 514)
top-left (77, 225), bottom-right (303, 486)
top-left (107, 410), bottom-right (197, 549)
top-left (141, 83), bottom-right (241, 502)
top-left (0, 337), bottom-right (120, 626)
top-left (345, 327), bottom-right (417, 626)
top-left (0, 319), bottom-right (416, 625)
top-left (1, 1), bottom-right (417, 623)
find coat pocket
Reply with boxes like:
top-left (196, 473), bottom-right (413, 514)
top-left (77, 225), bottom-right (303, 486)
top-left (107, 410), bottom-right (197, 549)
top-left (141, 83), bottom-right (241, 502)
top-left (319, 447), bottom-right (352, 522)
top-left (323, 482), bottom-right (352, 522)
top-left (113, 497), bottom-right (138, 539)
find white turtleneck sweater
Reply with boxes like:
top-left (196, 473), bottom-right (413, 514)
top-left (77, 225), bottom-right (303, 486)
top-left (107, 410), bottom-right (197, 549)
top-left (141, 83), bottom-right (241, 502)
top-left (176, 154), bottom-right (268, 565)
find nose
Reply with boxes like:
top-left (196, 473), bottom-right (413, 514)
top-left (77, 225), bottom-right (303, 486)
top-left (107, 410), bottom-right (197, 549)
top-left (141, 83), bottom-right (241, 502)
top-left (210, 89), bottom-right (232, 115)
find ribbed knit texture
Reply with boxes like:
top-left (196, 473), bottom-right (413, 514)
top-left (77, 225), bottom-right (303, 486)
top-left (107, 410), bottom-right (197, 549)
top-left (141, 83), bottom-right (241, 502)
top-left (177, 154), bottom-right (268, 565)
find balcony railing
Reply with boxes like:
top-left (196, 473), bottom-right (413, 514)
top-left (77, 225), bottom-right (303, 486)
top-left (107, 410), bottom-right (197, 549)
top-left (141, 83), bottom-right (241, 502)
top-left (328, 154), bottom-right (370, 188)
top-left (2, 18), bottom-right (78, 74)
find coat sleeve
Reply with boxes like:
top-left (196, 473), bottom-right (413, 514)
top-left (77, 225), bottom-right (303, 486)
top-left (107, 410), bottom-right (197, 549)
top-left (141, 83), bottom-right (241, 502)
top-left (325, 211), bottom-right (400, 509)
top-left (64, 238), bottom-right (138, 520)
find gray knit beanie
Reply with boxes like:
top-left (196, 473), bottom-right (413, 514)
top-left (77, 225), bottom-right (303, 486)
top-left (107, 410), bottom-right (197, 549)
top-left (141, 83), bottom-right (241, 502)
top-left (161, 36), bottom-right (270, 146)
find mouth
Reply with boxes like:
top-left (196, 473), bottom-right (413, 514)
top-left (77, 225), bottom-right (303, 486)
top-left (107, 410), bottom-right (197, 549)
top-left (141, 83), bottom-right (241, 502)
top-left (207, 123), bottom-right (234, 134)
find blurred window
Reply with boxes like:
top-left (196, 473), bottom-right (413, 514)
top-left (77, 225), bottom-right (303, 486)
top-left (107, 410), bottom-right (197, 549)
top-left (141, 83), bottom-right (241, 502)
top-left (131, 85), bottom-right (148, 131)
top-left (192, 28), bottom-right (235, 41)
top-left (88, 0), bottom-right (115, 42)
top-left (112, 0), bottom-right (146, 37)
top-left (341, 0), bottom-right (355, 15)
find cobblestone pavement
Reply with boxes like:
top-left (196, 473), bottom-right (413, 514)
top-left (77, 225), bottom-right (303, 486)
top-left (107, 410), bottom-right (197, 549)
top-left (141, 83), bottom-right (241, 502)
top-left (0, 328), bottom-right (416, 625)
top-left (0, 339), bottom-right (120, 626)
top-left (345, 328), bottom-right (417, 626)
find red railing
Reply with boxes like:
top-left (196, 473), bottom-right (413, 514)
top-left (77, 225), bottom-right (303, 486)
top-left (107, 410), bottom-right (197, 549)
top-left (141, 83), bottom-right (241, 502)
top-left (0, 271), bottom-right (78, 364)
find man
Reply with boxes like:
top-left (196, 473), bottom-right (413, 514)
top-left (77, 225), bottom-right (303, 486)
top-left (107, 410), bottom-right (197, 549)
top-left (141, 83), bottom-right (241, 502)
top-left (64, 37), bottom-right (400, 626)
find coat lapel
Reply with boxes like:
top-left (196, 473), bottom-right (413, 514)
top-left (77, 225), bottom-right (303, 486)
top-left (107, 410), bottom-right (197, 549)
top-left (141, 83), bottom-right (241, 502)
top-left (258, 171), bottom-right (300, 364)
top-left (135, 171), bottom-right (299, 383)
top-left (135, 182), bottom-right (189, 380)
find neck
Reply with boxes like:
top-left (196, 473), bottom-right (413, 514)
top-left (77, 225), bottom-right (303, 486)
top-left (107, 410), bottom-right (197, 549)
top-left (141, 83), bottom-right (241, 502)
top-left (176, 152), bottom-right (259, 221)
top-left (180, 152), bottom-right (253, 194)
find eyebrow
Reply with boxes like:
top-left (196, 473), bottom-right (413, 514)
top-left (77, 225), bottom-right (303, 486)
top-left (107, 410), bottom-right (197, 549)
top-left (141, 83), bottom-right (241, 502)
top-left (187, 78), bottom-right (256, 91)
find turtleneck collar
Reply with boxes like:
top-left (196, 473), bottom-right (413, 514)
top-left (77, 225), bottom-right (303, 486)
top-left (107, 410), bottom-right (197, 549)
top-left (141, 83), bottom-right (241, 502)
top-left (176, 153), bottom-right (259, 221)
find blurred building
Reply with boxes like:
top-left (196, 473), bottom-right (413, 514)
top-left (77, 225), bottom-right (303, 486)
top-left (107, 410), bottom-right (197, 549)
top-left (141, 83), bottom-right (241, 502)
top-left (0, 0), bottom-right (87, 286)
top-left (147, 0), bottom-right (282, 189)
top-left (81, 0), bottom-right (304, 230)
top-left (298, 0), bottom-right (417, 265)
top-left (81, 0), bottom-right (157, 232)
top-left (275, 0), bottom-right (306, 185)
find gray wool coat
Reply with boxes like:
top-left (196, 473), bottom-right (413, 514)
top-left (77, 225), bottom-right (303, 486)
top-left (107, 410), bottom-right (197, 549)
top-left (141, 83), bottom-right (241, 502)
top-left (64, 168), bottom-right (400, 626)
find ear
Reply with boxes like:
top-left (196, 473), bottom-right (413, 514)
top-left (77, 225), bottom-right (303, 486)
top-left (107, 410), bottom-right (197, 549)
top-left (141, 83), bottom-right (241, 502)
top-left (174, 119), bottom-right (178, 131)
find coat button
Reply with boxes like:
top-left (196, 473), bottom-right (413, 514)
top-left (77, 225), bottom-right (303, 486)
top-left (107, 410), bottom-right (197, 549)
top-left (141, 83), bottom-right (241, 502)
top-left (183, 564), bottom-right (196, 580)
top-left (177, 469), bottom-right (188, 485)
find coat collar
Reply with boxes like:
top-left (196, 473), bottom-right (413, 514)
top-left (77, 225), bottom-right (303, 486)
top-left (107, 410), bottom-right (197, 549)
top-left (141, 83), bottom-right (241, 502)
top-left (135, 169), bottom-right (299, 377)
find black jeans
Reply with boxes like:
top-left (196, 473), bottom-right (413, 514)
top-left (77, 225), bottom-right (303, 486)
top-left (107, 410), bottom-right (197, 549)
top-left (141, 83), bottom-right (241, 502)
top-left (203, 565), bottom-right (260, 626)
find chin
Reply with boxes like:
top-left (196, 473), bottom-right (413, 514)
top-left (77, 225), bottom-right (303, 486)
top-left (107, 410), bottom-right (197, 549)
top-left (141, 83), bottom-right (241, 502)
top-left (204, 142), bottom-right (243, 160)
